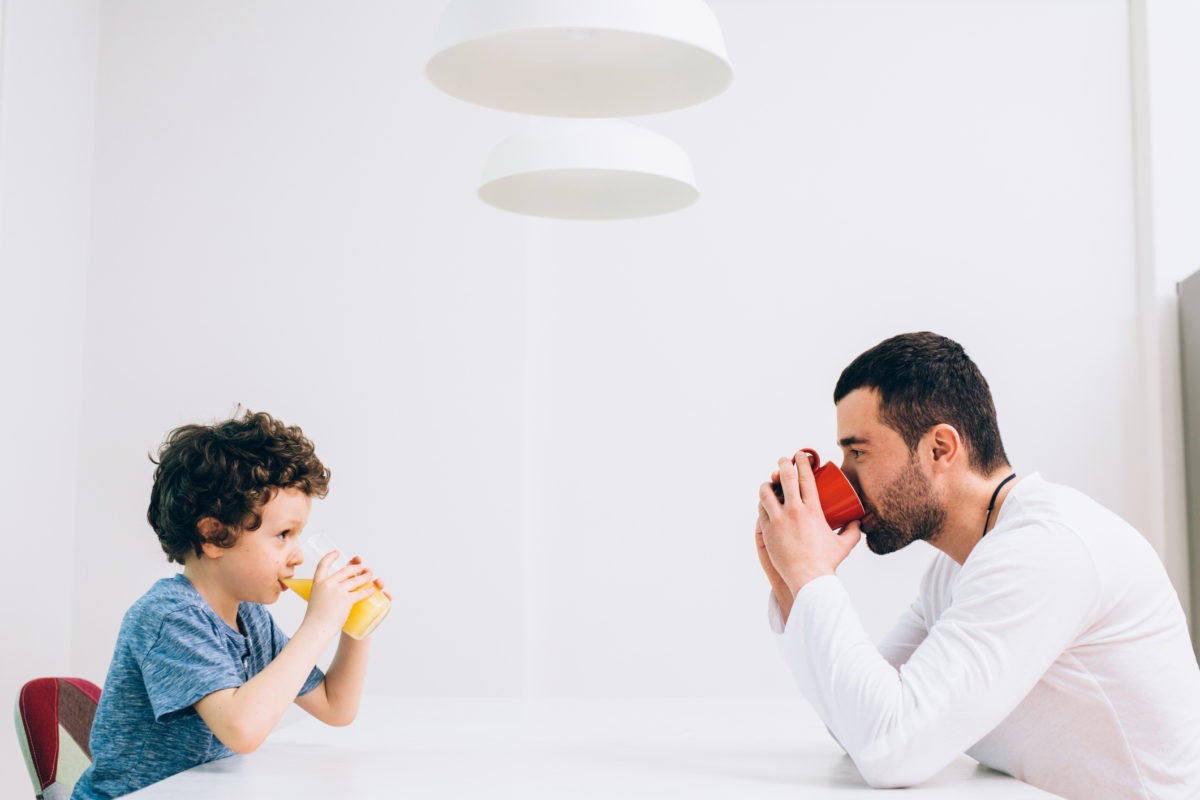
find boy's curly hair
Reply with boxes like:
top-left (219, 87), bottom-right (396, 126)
top-left (147, 409), bottom-right (331, 563)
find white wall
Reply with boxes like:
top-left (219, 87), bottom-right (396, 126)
top-left (522, 0), bottom-right (1146, 695)
top-left (1135, 0), bottom-right (1200, 632)
top-left (73, 0), bottom-right (531, 697)
top-left (2, 0), bottom-right (1195, 795)
top-left (0, 0), bottom-right (100, 794)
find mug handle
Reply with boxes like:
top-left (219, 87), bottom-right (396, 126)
top-left (800, 448), bottom-right (821, 471)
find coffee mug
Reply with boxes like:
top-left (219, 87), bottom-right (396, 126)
top-left (771, 448), bottom-right (865, 529)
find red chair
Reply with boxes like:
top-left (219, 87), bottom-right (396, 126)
top-left (14, 677), bottom-right (101, 800)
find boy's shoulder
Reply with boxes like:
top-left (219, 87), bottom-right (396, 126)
top-left (119, 574), bottom-right (278, 654)
top-left (127, 574), bottom-right (206, 616)
top-left (118, 575), bottom-right (220, 649)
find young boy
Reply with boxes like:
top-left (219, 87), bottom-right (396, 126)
top-left (73, 410), bottom-right (382, 799)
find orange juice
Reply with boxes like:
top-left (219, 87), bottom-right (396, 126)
top-left (282, 577), bottom-right (391, 640)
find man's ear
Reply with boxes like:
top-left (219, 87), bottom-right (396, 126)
top-left (927, 423), bottom-right (963, 471)
top-left (197, 517), bottom-right (226, 559)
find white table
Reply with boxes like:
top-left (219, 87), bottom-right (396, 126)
top-left (127, 697), bottom-right (1062, 798)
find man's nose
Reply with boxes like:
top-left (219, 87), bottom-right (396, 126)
top-left (840, 459), bottom-right (861, 490)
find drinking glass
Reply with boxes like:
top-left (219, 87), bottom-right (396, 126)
top-left (282, 531), bottom-right (391, 640)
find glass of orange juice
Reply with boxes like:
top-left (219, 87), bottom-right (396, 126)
top-left (283, 531), bottom-right (391, 640)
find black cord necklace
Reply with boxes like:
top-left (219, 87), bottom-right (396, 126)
top-left (982, 473), bottom-right (1017, 536)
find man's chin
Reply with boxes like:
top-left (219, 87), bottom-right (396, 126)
top-left (864, 536), bottom-right (890, 555)
top-left (862, 528), bottom-right (914, 555)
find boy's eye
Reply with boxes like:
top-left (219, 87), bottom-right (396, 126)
top-left (277, 529), bottom-right (291, 540)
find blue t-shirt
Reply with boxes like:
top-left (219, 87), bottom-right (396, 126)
top-left (72, 575), bottom-right (324, 799)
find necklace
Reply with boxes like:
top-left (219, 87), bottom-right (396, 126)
top-left (982, 473), bottom-right (1017, 536)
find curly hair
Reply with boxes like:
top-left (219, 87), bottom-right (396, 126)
top-left (147, 409), bottom-right (331, 563)
top-left (833, 332), bottom-right (1009, 474)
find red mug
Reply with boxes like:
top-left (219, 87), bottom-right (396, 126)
top-left (771, 448), bottom-right (865, 529)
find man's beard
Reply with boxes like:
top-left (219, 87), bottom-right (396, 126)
top-left (860, 455), bottom-right (946, 555)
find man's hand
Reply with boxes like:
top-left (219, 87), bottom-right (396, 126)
top-left (756, 516), bottom-right (796, 623)
top-left (758, 450), bottom-right (862, 598)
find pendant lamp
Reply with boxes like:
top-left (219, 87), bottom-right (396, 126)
top-left (477, 121), bottom-right (698, 220)
top-left (426, 0), bottom-right (733, 118)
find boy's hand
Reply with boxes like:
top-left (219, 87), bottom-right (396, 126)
top-left (302, 551), bottom-right (375, 638)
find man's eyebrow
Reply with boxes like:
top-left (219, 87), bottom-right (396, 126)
top-left (838, 436), bottom-right (867, 448)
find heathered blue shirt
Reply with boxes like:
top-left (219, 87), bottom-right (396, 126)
top-left (72, 574), bottom-right (324, 799)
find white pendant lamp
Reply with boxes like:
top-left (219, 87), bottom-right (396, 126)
top-left (478, 120), bottom-right (698, 220)
top-left (427, 0), bottom-right (733, 118)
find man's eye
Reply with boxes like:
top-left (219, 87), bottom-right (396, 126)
top-left (850, 449), bottom-right (864, 460)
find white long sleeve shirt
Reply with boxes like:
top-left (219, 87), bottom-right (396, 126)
top-left (771, 473), bottom-right (1200, 799)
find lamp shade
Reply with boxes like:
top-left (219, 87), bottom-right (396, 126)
top-left (427, 0), bottom-right (733, 117)
top-left (478, 120), bottom-right (698, 220)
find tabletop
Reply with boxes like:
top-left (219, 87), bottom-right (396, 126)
top-left (126, 696), bottom-right (1063, 798)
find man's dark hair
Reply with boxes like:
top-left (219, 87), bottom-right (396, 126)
top-left (147, 409), bottom-right (331, 563)
top-left (833, 332), bottom-right (1009, 474)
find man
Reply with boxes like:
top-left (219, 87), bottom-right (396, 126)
top-left (756, 332), bottom-right (1200, 799)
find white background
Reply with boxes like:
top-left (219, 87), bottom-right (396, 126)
top-left (2, 1), bottom-right (1198, 796)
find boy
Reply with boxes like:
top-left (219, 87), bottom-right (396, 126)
top-left (73, 410), bottom-right (383, 799)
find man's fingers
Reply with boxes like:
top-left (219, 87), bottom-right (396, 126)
top-left (793, 449), bottom-right (818, 496)
top-left (759, 481), bottom-right (782, 515)
top-left (757, 497), bottom-right (772, 531)
top-left (777, 456), bottom-right (801, 505)
top-left (838, 520), bottom-right (863, 552)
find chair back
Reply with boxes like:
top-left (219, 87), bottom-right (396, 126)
top-left (14, 677), bottom-right (101, 800)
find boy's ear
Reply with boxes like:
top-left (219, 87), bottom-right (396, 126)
top-left (197, 517), bottom-right (227, 559)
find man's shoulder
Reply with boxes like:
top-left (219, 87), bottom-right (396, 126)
top-left (1000, 473), bottom-right (1150, 558)
top-left (1004, 473), bottom-right (1115, 525)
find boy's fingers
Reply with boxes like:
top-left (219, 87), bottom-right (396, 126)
top-left (314, 550), bottom-right (341, 578)
top-left (345, 568), bottom-right (374, 588)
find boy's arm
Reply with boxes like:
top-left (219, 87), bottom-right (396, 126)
top-left (193, 617), bottom-right (345, 752)
top-left (293, 633), bottom-right (372, 725)
top-left (194, 555), bottom-right (373, 754)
